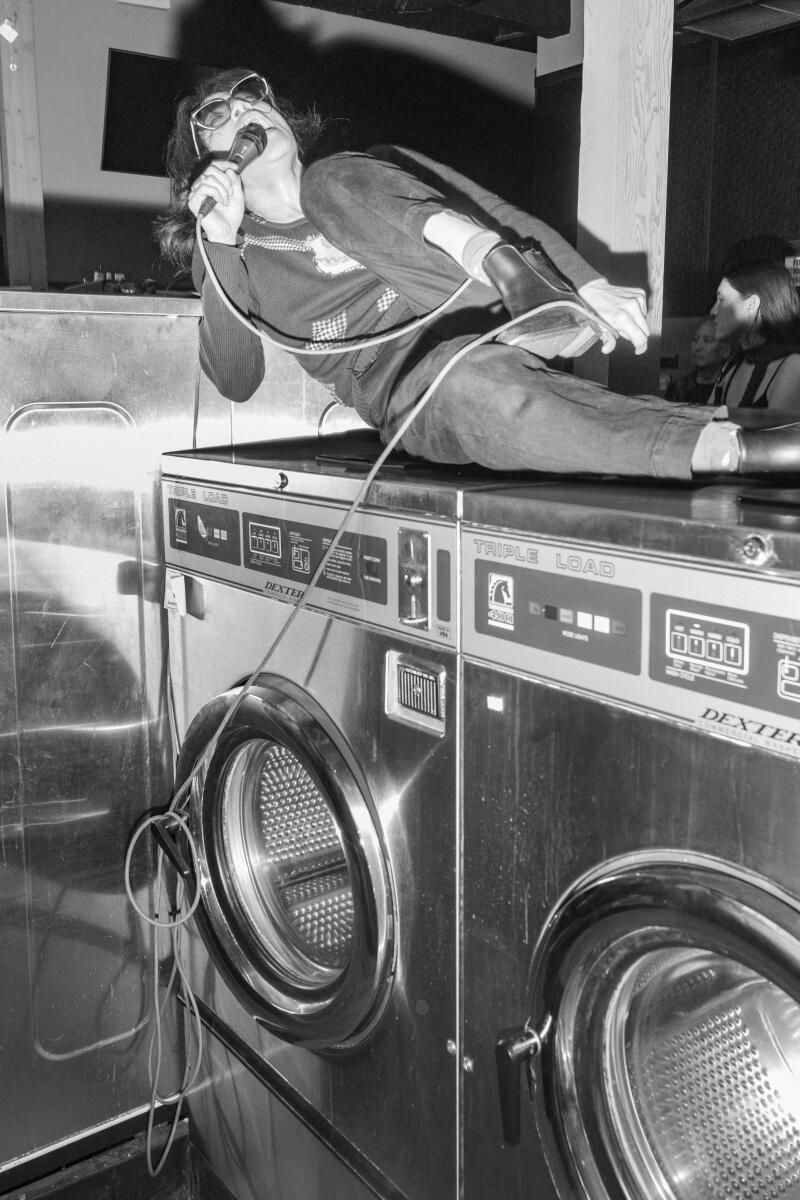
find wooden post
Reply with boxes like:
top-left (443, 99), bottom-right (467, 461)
top-left (0, 0), bottom-right (47, 288)
top-left (575, 0), bottom-right (673, 395)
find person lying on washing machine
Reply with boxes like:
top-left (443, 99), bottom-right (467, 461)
top-left (156, 67), bottom-right (800, 481)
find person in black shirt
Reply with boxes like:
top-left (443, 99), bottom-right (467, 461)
top-left (711, 260), bottom-right (800, 411)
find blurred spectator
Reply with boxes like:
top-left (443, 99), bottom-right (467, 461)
top-left (666, 317), bottom-right (732, 406)
top-left (712, 259), bottom-right (800, 410)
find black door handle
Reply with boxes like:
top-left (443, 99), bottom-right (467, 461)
top-left (150, 817), bottom-right (194, 884)
top-left (495, 1025), bottom-right (545, 1145)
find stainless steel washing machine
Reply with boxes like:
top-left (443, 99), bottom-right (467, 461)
top-left (459, 481), bottom-right (800, 1200)
top-left (160, 430), bottom-right (491, 1200)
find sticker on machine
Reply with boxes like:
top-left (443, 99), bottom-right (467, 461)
top-left (488, 573), bottom-right (515, 630)
top-left (173, 507), bottom-right (187, 545)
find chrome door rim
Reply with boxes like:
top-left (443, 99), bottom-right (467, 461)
top-left (180, 677), bottom-right (395, 1050)
top-left (528, 851), bottom-right (800, 1200)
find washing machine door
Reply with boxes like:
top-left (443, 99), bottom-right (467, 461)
top-left (176, 676), bottom-right (395, 1051)
top-left (503, 850), bottom-right (800, 1200)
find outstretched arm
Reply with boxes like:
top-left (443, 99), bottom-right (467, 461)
top-left (365, 146), bottom-right (650, 354)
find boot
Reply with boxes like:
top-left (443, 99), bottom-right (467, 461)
top-left (737, 416), bottom-right (800, 476)
top-left (481, 241), bottom-right (610, 360)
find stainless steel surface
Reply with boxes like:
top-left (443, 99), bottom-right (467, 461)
top-left (175, 602), bottom-right (459, 1198)
top-left (0, 291), bottom-right (361, 1182)
top-left (0, 289), bottom-right (368, 448)
top-left (459, 483), bottom-right (800, 1200)
top-left (162, 441), bottom-right (481, 1199)
top-left (462, 479), bottom-right (800, 573)
top-left (161, 437), bottom-right (472, 650)
top-left (162, 428), bottom-right (502, 514)
top-left (190, 1022), bottom-right (381, 1200)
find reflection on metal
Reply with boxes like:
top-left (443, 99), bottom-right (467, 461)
top-left (460, 477), bottom-right (800, 1200)
top-left (7, 401), bottom-right (156, 1070)
top-left (0, 294), bottom-right (212, 1180)
top-left (0, 289), bottom-right (366, 1182)
top-left (162, 437), bottom-right (470, 1199)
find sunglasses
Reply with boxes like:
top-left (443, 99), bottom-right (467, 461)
top-left (190, 74), bottom-right (272, 154)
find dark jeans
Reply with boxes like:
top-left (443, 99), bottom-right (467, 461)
top-left (301, 152), bottom-right (715, 479)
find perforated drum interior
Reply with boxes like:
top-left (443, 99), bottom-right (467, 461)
top-left (221, 738), bottom-right (355, 986)
top-left (604, 948), bottom-right (800, 1200)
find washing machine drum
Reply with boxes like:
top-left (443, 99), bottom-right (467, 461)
top-left (176, 678), bottom-right (395, 1051)
top-left (530, 855), bottom-right (800, 1200)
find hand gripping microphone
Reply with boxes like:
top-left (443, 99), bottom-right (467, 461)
top-left (198, 122), bottom-right (269, 218)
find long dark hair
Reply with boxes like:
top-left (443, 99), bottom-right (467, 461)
top-left (155, 67), bottom-right (328, 267)
top-left (725, 259), bottom-right (800, 348)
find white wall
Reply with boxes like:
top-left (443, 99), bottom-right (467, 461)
top-left (33, 0), bottom-right (173, 211)
top-left (29, 0), bottom-right (537, 287)
top-left (536, 0), bottom-right (583, 76)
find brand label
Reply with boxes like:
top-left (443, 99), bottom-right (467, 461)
top-left (261, 578), bottom-right (305, 601)
top-left (487, 573), bottom-right (515, 629)
top-left (698, 706), bottom-right (800, 756)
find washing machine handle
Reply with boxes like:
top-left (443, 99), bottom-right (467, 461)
top-left (494, 1015), bottom-right (552, 1145)
top-left (150, 818), bottom-right (194, 884)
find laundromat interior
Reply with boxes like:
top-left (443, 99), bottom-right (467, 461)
top-left (4, 1), bottom-right (800, 1198)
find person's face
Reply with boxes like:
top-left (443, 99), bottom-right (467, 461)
top-left (711, 278), bottom-right (760, 342)
top-left (193, 76), bottom-right (297, 168)
top-left (690, 320), bottom-right (729, 370)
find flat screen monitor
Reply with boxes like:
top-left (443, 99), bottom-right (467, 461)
top-left (101, 48), bottom-right (211, 176)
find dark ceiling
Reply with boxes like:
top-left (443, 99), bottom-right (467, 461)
top-left (270, 0), bottom-right (800, 52)
top-left (274, 0), bottom-right (569, 51)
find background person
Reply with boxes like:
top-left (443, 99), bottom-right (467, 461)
top-left (666, 318), bottom-right (732, 406)
top-left (157, 69), bottom-right (800, 481)
top-left (711, 259), bottom-right (800, 411)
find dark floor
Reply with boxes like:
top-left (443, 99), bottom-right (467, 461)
top-left (0, 1123), bottom-right (234, 1200)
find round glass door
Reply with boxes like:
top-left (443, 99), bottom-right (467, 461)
top-left (181, 679), bottom-right (395, 1050)
top-left (220, 737), bottom-right (356, 988)
top-left (531, 853), bottom-right (800, 1200)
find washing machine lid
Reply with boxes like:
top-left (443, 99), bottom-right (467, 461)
top-left (162, 429), bottom-right (509, 518)
top-left (497, 851), bottom-right (800, 1200)
top-left (177, 677), bottom-right (395, 1050)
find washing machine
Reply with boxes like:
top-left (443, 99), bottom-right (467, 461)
top-left (160, 430), bottom-right (493, 1200)
top-left (458, 480), bottom-right (800, 1200)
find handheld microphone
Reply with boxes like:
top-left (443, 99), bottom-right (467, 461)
top-left (198, 123), bottom-right (269, 218)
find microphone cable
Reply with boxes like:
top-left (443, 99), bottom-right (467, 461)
top-left (127, 210), bottom-right (599, 1175)
top-left (196, 214), bottom-right (473, 357)
top-left (158, 230), bottom-right (588, 815)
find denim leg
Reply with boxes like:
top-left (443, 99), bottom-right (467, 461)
top-left (377, 341), bottom-right (714, 479)
top-left (300, 153), bottom-right (480, 314)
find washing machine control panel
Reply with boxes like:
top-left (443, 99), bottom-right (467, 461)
top-left (162, 478), bottom-right (456, 645)
top-left (463, 528), bottom-right (800, 760)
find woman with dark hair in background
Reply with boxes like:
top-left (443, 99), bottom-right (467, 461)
top-left (712, 259), bottom-right (800, 411)
top-left (156, 68), bottom-right (800, 479)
